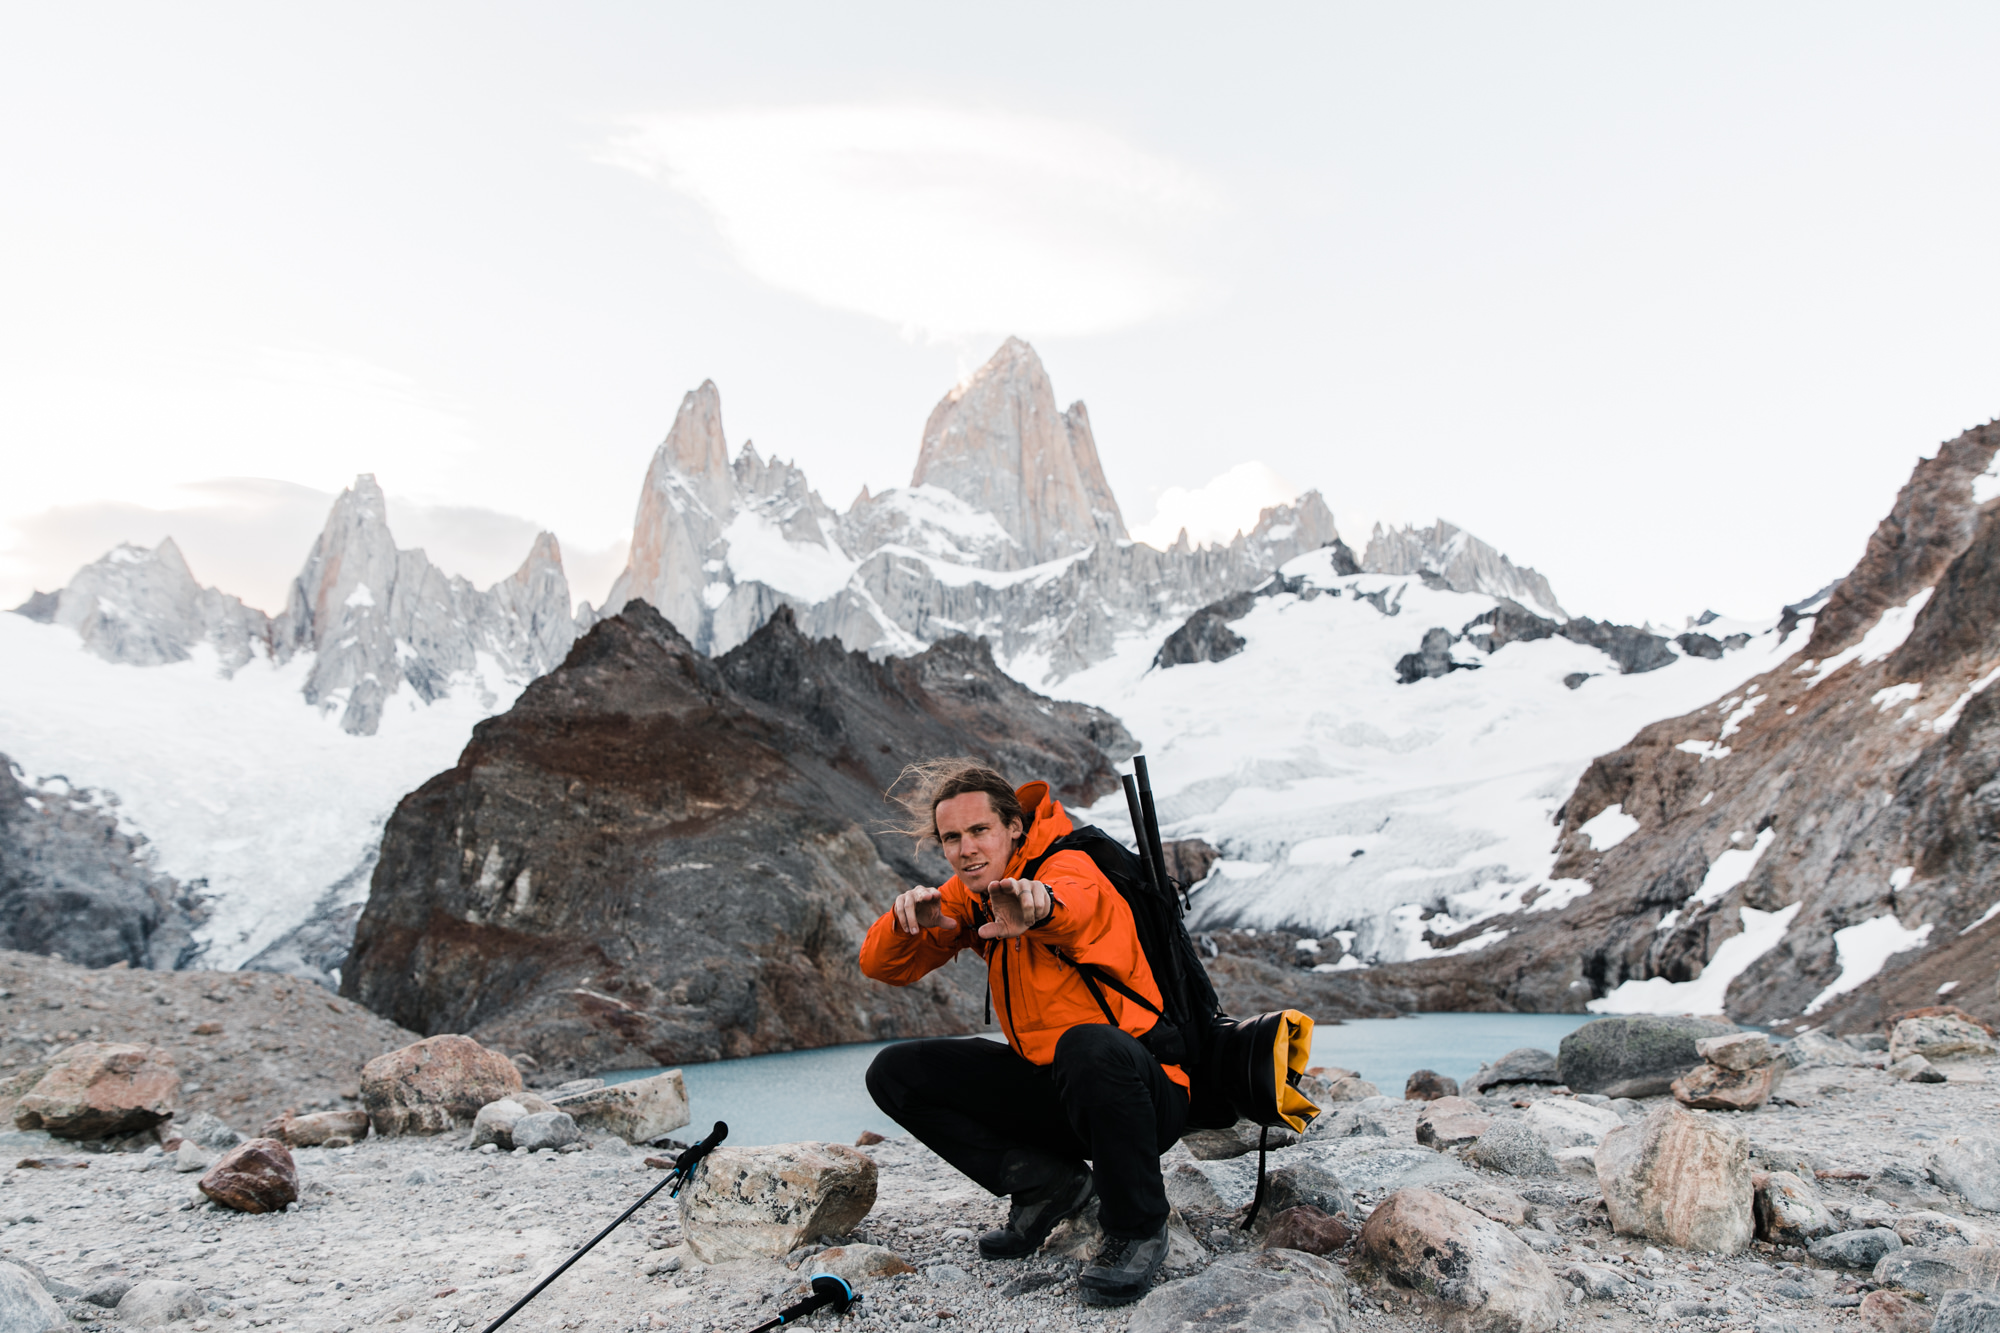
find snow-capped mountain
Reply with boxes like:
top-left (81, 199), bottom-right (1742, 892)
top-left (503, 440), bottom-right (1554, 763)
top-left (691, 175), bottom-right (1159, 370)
top-left (603, 338), bottom-right (1344, 677)
top-left (3, 335), bottom-right (1770, 994)
top-left (1050, 547), bottom-right (1780, 968)
top-left (2, 478), bottom-right (581, 973)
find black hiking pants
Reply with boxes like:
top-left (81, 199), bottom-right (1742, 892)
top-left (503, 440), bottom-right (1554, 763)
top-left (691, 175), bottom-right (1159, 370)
top-left (865, 1024), bottom-right (1188, 1239)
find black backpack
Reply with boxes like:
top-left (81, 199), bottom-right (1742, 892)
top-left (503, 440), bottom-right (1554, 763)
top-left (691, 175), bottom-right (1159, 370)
top-left (1021, 826), bottom-right (1318, 1136)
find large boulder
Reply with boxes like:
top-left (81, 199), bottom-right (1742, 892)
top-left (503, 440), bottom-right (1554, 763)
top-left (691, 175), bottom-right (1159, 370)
top-left (1694, 1032), bottom-right (1774, 1071)
top-left (8, 1042), bottom-right (178, 1139)
top-left (679, 1142), bottom-right (878, 1263)
top-left (1415, 1096), bottom-right (1492, 1148)
top-left (1813, 1228), bottom-right (1904, 1269)
top-left (197, 1137), bottom-right (299, 1213)
top-left (0, 1262), bottom-right (63, 1333)
top-left (549, 1070), bottom-right (689, 1145)
top-left (1596, 1104), bottom-right (1753, 1254)
top-left (1557, 1016), bottom-right (1735, 1098)
top-left (1753, 1171), bottom-right (1835, 1245)
top-left (1128, 1249), bottom-right (1351, 1333)
top-left (1471, 1121), bottom-right (1558, 1177)
top-left (1464, 1049), bottom-right (1560, 1094)
top-left (1891, 1016), bottom-right (1997, 1065)
top-left (116, 1281), bottom-right (208, 1327)
top-left (1523, 1098), bottom-right (1623, 1150)
top-left (1357, 1187), bottom-right (1562, 1332)
top-left (1671, 1062), bottom-right (1782, 1111)
top-left (1934, 1290), bottom-right (2000, 1332)
top-left (1931, 1136), bottom-right (2000, 1211)
top-left (1259, 1160), bottom-right (1354, 1221)
top-left (1405, 1070), bottom-right (1460, 1101)
top-left (361, 1034), bottom-right (524, 1136)
top-left (1875, 1247), bottom-right (2000, 1299)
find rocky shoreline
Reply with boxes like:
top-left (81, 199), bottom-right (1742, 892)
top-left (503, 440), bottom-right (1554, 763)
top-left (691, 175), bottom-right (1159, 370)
top-left (0, 964), bottom-right (1994, 1332)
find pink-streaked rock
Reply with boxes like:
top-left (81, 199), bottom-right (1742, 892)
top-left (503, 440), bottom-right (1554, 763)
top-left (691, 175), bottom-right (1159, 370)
top-left (1358, 1188), bottom-right (1562, 1332)
top-left (1261, 1205), bottom-right (1352, 1256)
top-left (361, 1034), bottom-right (524, 1136)
top-left (1597, 1104), bottom-right (1753, 1254)
top-left (1672, 1061), bottom-right (1781, 1111)
top-left (10, 1043), bottom-right (178, 1139)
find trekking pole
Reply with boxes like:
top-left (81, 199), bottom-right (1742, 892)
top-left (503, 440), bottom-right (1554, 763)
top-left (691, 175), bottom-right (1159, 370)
top-left (476, 1121), bottom-right (728, 1333)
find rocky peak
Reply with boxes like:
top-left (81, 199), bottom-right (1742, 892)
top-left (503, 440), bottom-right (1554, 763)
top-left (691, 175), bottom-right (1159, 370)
top-left (40, 537), bottom-right (271, 674)
top-left (911, 337), bottom-right (1127, 567)
top-left (266, 475), bottom-right (578, 735)
top-left (1363, 520), bottom-right (1566, 620)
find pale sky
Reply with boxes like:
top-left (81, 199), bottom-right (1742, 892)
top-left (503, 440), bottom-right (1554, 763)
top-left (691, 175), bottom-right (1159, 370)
top-left (5, 4), bottom-right (1999, 624)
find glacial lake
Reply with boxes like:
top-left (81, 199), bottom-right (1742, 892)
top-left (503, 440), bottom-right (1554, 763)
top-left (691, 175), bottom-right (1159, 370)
top-left (605, 1012), bottom-right (1598, 1147)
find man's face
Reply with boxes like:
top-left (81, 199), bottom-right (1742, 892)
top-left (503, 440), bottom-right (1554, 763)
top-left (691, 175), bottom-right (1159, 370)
top-left (935, 792), bottom-right (1022, 896)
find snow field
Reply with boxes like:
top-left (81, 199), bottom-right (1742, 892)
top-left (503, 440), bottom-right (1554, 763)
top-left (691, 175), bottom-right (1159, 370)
top-left (1052, 546), bottom-right (1793, 967)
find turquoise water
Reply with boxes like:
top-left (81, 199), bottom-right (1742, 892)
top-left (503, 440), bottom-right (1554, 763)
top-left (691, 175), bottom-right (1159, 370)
top-left (605, 1012), bottom-right (1599, 1147)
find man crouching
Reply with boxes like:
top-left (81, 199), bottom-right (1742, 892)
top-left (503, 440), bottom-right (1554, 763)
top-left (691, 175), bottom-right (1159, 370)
top-left (859, 761), bottom-right (1186, 1306)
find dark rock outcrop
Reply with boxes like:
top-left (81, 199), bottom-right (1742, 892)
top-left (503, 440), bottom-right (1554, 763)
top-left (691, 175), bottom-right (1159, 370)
top-left (1396, 626), bottom-right (1479, 683)
top-left (0, 756), bottom-right (205, 970)
top-left (1153, 590), bottom-right (1254, 668)
top-left (1358, 421), bottom-right (2000, 1028)
top-left (343, 602), bottom-right (1133, 1076)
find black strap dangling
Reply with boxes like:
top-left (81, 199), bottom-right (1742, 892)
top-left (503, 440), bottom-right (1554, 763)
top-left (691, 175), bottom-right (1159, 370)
top-left (1242, 1124), bottom-right (1271, 1230)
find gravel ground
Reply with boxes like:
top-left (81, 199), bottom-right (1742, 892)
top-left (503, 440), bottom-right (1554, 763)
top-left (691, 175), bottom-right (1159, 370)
top-left (0, 943), bottom-right (1993, 1333)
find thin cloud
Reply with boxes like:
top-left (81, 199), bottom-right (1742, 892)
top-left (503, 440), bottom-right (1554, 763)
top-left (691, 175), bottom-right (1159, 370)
top-left (601, 104), bottom-right (1222, 338)
top-left (1131, 462), bottom-right (1304, 550)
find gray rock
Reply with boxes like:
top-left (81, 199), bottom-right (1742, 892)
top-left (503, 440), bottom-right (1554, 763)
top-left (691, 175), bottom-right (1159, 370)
top-left (1127, 1249), bottom-right (1351, 1333)
top-left (1753, 1171), bottom-right (1835, 1245)
top-left (1781, 1030), bottom-right (1876, 1069)
top-left (924, 1265), bottom-right (968, 1284)
top-left (1874, 1246), bottom-right (2000, 1298)
top-left (1359, 1188), bottom-right (1563, 1332)
top-left (1305, 1140), bottom-right (1472, 1193)
top-left (512, 1111), bottom-right (581, 1152)
top-left (81, 1277), bottom-right (134, 1308)
top-left (1313, 1108), bottom-right (1389, 1141)
top-left (1163, 1161), bottom-right (1228, 1215)
top-left (1564, 1264), bottom-right (1632, 1300)
top-left (1811, 1228), bottom-right (1904, 1268)
top-left (1598, 1104), bottom-right (1753, 1254)
top-left (115, 1279), bottom-right (207, 1327)
top-left (471, 1098), bottom-right (535, 1150)
top-left (1890, 1016), bottom-right (1998, 1064)
top-left (403, 1166), bottom-right (439, 1186)
top-left (1892, 1054), bottom-right (1948, 1083)
top-left (1935, 1290), bottom-right (2000, 1332)
top-left (170, 1110), bottom-right (244, 1151)
top-left (172, 1141), bottom-right (211, 1173)
top-left (1472, 1121), bottom-right (1559, 1177)
top-left (1465, 1048), bottom-right (1560, 1094)
top-left (1260, 1162), bottom-right (1353, 1221)
top-left (0, 1263), bottom-right (62, 1333)
top-left (1931, 1136), bottom-right (2000, 1211)
top-left (1557, 1016), bottom-right (1737, 1098)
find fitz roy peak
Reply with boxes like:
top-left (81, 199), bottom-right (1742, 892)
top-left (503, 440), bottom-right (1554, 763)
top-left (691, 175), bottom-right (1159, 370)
top-left (605, 337), bottom-right (1345, 676)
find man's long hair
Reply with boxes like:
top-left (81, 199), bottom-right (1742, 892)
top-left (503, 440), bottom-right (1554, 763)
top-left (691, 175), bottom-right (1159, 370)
top-left (892, 758), bottom-right (1033, 852)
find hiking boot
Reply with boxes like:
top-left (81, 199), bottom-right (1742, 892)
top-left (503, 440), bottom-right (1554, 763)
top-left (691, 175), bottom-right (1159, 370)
top-left (1077, 1221), bottom-right (1170, 1306)
top-left (977, 1154), bottom-right (1095, 1260)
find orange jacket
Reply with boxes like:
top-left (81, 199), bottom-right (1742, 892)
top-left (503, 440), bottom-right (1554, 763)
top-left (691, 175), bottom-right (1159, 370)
top-left (859, 781), bottom-right (1187, 1090)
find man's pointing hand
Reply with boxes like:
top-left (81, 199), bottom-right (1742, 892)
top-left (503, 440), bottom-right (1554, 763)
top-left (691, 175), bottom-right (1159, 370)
top-left (977, 879), bottom-right (1051, 939)
top-left (892, 886), bottom-right (958, 936)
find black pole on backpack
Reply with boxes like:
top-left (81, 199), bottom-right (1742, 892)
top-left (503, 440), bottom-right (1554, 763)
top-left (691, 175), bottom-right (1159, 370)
top-left (1132, 756), bottom-right (1180, 915)
top-left (1121, 774), bottom-right (1166, 898)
